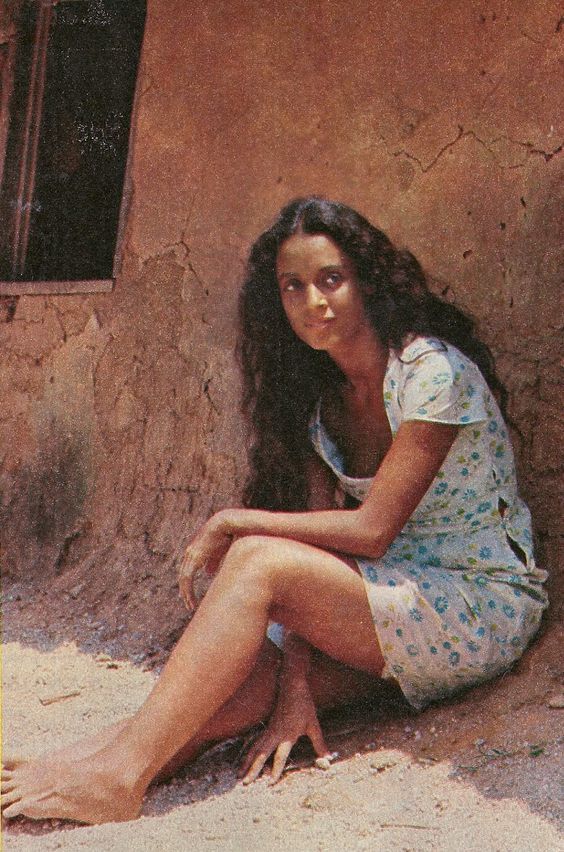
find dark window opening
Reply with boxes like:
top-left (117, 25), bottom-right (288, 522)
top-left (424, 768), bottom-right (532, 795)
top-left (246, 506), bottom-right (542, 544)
top-left (0, 0), bottom-right (146, 292)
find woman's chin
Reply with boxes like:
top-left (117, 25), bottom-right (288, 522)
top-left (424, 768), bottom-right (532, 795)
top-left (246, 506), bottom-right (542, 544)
top-left (304, 338), bottom-right (334, 352)
top-left (299, 327), bottom-right (339, 350)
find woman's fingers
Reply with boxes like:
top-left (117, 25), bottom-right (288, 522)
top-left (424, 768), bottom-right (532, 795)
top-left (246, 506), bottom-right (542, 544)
top-left (237, 733), bottom-right (265, 778)
top-left (180, 583), bottom-right (192, 610)
top-left (177, 573), bottom-right (191, 609)
top-left (237, 747), bottom-right (256, 778)
top-left (269, 741), bottom-right (294, 784)
top-left (307, 717), bottom-right (330, 759)
top-left (178, 552), bottom-right (198, 609)
top-left (241, 748), bottom-right (271, 785)
top-left (238, 712), bottom-right (327, 785)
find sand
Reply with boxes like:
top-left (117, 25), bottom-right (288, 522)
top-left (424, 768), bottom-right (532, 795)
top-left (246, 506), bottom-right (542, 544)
top-left (2, 619), bottom-right (563, 851)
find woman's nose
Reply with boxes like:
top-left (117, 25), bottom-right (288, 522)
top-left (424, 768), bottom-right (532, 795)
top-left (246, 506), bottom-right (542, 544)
top-left (306, 283), bottom-right (327, 309)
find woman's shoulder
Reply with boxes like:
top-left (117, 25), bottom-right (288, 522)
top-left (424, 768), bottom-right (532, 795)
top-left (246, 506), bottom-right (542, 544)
top-left (386, 336), bottom-right (493, 425)
top-left (396, 335), bottom-right (448, 364)
top-left (394, 336), bottom-right (481, 379)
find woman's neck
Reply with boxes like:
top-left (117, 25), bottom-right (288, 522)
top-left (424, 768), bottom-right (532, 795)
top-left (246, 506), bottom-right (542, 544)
top-left (328, 326), bottom-right (389, 394)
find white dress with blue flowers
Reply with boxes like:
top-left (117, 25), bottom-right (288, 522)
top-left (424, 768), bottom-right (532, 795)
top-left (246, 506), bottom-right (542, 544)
top-left (309, 336), bottom-right (548, 710)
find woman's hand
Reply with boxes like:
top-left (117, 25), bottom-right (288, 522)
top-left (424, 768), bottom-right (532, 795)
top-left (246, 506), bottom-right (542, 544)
top-left (178, 512), bottom-right (233, 609)
top-left (239, 674), bottom-right (330, 785)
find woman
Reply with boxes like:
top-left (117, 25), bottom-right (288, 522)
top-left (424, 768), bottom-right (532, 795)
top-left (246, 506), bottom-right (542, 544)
top-left (1, 198), bottom-right (547, 824)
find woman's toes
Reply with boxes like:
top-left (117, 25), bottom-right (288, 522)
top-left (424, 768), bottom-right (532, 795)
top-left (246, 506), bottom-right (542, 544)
top-left (1, 788), bottom-right (22, 808)
top-left (1, 770), bottom-right (14, 781)
top-left (2, 799), bottom-right (25, 819)
top-left (2, 755), bottom-right (26, 770)
top-left (1, 778), bottom-right (17, 793)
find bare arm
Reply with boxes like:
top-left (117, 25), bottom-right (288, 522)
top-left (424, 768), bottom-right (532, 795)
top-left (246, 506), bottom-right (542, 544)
top-left (218, 420), bottom-right (458, 558)
top-left (178, 421), bottom-right (458, 608)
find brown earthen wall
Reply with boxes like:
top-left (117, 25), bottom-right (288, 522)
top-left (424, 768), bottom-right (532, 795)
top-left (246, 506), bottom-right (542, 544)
top-left (1, 0), bottom-right (562, 649)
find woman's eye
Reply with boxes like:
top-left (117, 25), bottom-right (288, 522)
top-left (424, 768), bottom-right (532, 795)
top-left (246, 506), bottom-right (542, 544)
top-left (324, 271), bottom-right (342, 286)
top-left (283, 279), bottom-right (301, 293)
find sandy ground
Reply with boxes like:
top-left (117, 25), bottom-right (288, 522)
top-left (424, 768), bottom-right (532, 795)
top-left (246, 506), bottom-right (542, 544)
top-left (2, 616), bottom-right (563, 852)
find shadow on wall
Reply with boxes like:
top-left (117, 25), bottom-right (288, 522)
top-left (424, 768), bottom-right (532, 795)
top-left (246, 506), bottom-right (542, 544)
top-left (1, 422), bottom-right (91, 578)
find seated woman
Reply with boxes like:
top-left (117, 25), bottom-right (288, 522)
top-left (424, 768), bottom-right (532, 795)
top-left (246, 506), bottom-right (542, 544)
top-left (1, 197), bottom-right (548, 824)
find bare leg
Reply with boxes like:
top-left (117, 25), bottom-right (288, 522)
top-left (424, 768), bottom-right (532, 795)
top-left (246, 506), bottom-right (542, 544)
top-left (2, 536), bottom-right (384, 823)
top-left (1, 643), bottom-right (279, 785)
top-left (156, 638), bottom-right (382, 781)
top-left (2, 722), bottom-right (129, 772)
top-left (3, 640), bottom-right (378, 787)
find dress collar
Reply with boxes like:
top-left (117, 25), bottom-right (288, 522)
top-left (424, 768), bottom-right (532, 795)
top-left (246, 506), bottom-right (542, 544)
top-left (396, 336), bottom-right (447, 364)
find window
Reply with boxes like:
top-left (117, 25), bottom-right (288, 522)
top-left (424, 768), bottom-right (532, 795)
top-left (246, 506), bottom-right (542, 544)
top-left (0, 0), bottom-right (146, 295)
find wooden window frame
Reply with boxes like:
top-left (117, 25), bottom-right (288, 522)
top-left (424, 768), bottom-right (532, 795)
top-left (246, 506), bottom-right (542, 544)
top-left (0, 0), bottom-right (141, 296)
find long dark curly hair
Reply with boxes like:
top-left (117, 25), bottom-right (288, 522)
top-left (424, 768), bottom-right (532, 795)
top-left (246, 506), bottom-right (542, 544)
top-left (238, 197), bottom-right (505, 512)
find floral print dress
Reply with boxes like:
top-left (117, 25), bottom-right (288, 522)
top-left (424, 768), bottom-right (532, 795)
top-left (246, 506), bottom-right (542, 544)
top-left (309, 336), bottom-right (548, 710)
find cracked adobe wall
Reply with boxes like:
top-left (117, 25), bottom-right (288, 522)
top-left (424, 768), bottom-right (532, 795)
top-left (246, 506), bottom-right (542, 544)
top-left (1, 0), bottom-right (562, 642)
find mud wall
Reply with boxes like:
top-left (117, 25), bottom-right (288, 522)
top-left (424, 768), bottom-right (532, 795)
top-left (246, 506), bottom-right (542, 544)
top-left (1, 0), bottom-right (562, 643)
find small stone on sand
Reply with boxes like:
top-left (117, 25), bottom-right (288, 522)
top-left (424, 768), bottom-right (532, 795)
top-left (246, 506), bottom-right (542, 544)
top-left (370, 755), bottom-right (399, 772)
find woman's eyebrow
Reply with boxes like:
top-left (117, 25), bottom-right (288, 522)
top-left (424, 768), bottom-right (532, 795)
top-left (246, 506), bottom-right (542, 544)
top-left (277, 264), bottom-right (344, 280)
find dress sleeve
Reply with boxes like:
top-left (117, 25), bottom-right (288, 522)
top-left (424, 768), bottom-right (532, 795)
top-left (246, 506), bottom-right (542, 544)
top-left (399, 348), bottom-right (488, 426)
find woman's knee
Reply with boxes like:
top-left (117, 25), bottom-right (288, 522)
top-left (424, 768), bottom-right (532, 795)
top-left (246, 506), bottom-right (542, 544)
top-left (219, 535), bottom-right (292, 592)
top-left (223, 535), bottom-right (272, 565)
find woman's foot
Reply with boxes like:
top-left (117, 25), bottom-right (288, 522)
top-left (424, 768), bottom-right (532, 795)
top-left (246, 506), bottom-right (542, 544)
top-left (1, 741), bottom-right (147, 824)
top-left (2, 719), bottom-right (129, 774)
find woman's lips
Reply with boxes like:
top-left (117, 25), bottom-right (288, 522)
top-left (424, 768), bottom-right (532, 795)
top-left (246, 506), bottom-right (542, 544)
top-left (305, 318), bottom-right (335, 328)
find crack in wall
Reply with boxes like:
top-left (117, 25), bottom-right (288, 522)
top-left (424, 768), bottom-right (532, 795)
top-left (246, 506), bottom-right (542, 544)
top-left (519, 29), bottom-right (545, 46)
top-left (384, 127), bottom-right (464, 173)
top-left (384, 126), bottom-right (563, 173)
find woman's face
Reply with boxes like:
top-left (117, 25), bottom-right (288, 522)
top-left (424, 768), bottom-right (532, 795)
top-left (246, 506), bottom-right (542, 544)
top-left (276, 233), bottom-right (371, 352)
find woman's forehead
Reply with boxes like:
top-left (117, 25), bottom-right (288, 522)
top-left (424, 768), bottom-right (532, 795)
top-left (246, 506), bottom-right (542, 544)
top-left (276, 233), bottom-right (346, 273)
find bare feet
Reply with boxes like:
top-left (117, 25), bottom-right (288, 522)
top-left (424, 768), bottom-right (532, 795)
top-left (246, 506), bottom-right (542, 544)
top-left (2, 719), bottom-right (129, 774)
top-left (1, 742), bottom-right (146, 824)
top-left (1, 755), bottom-right (26, 771)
